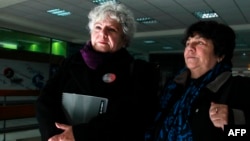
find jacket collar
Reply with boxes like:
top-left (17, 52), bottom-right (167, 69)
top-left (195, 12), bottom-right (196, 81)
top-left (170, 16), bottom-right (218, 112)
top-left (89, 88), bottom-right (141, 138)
top-left (174, 70), bottom-right (232, 93)
top-left (206, 71), bottom-right (231, 93)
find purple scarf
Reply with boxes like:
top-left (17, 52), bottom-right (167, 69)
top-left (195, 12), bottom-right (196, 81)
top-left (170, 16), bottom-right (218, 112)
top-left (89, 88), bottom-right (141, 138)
top-left (80, 41), bottom-right (108, 70)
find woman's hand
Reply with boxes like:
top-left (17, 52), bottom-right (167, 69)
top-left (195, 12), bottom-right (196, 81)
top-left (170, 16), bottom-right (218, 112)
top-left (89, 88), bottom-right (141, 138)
top-left (48, 122), bottom-right (75, 141)
top-left (209, 102), bottom-right (229, 130)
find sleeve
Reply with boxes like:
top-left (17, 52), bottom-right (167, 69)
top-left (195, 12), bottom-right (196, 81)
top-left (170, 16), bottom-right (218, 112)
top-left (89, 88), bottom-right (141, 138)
top-left (35, 58), bottom-right (70, 141)
top-left (227, 76), bottom-right (250, 127)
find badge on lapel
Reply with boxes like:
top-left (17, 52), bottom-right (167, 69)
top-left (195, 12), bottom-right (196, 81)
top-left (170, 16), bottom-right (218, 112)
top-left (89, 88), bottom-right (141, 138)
top-left (102, 73), bottom-right (116, 83)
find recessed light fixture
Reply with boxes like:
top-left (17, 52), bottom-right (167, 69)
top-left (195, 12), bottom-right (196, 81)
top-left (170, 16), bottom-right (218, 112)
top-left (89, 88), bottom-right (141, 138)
top-left (144, 40), bottom-right (155, 44)
top-left (194, 10), bottom-right (218, 19)
top-left (162, 46), bottom-right (173, 50)
top-left (136, 17), bottom-right (158, 24)
top-left (47, 9), bottom-right (71, 16)
top-left (92, 0), bottom-right (118, 5)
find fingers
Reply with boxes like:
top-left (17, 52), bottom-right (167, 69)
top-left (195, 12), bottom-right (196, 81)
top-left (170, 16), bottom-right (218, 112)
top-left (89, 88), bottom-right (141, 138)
top-left (48, 133), bottom-right (63, 141)
top-left (55, 122), bottom-right (69, 130)
top-left (209, 102), bottom-right (228, 130)
top-left (49, 123), bottom-right (74, 141)
top-left (210, 102), bottom-right (218, 115)
top-left (55, 122), bottom-right (62, 128)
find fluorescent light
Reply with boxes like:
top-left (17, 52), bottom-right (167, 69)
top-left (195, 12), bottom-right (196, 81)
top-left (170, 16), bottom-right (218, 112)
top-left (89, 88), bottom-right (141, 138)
top-left (194, 11), bottom-right (218, 19)
top-left (0, 42), bottom-right (17, 49)
top-left (47, 9), bottom-right (71, 16)
top-left (162, 46), bottom-right (173, 50)
top-left (144, 40), bottom-right (155, 44)
top-left (136, 17), bottom-right (158, 24)
top-left (92, 0), bottom-right (118, 5)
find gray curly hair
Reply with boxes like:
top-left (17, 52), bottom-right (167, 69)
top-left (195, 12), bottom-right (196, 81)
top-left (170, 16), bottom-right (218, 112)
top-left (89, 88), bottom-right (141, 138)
top-left (87, 1), bottom-right (136, 47)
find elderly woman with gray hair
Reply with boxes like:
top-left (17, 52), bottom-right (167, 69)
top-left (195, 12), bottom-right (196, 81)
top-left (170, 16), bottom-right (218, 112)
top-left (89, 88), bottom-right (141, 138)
top-left (36, 2), bottom-right (159, 141)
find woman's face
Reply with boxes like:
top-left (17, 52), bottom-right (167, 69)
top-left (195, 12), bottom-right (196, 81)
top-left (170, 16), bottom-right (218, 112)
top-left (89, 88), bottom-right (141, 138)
top-left (184, 33), bottom-right (220, 78)
top-left (90, 18), bottom-right (126, 53)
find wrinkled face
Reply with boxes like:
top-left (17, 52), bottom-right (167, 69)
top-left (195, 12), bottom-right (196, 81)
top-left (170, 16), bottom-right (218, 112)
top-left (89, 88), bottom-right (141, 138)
top-left (184, 33), bottom-right (220, 78)
top-left (90, 18), bottom-right (126, 53)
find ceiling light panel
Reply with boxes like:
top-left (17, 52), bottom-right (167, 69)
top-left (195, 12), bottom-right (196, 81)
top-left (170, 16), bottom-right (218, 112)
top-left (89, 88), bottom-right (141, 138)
top-left (136, 17), bottom-right (158, 24)
top-left (92, 0), bottom-right (118, 5)
top-left (194, 10), bottom-right (219, 19)
top-left (47, 9), bottom-right (71, 16)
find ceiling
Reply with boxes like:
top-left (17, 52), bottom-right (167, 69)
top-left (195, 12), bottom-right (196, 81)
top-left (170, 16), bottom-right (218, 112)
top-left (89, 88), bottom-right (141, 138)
top-left (0, 0), bottom-right (250, 63)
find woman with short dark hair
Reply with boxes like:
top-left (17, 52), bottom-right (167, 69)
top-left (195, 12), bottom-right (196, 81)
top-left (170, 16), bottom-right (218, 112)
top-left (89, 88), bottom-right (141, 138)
top-left (145, 20), bottom-right (250, 141)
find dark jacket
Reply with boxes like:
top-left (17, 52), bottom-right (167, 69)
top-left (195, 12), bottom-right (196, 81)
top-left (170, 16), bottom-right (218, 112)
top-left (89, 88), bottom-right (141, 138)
top-left (36, 48), bottom-right (160, 141)
top-left (150, 71), bottom-right (250, 141)
top-left (190, 72), bottom-right (250, 141)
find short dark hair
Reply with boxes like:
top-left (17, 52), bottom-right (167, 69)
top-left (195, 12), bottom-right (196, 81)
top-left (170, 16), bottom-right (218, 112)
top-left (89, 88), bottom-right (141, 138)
top-left (182, 20), bottom-right (236, 62)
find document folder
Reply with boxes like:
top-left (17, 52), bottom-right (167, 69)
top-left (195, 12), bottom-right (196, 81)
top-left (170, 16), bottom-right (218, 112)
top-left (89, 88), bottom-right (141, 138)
top-left (62, 92), bottom-right (108, 125)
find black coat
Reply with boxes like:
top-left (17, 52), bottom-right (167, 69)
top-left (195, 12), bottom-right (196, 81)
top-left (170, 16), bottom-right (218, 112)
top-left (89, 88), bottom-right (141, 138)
top-left (36, 48), bottom-right (160, 141)
top-left (151, 71), bottom-right (250, 141)
top-left (190, 73), bottom-right (250, 141)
